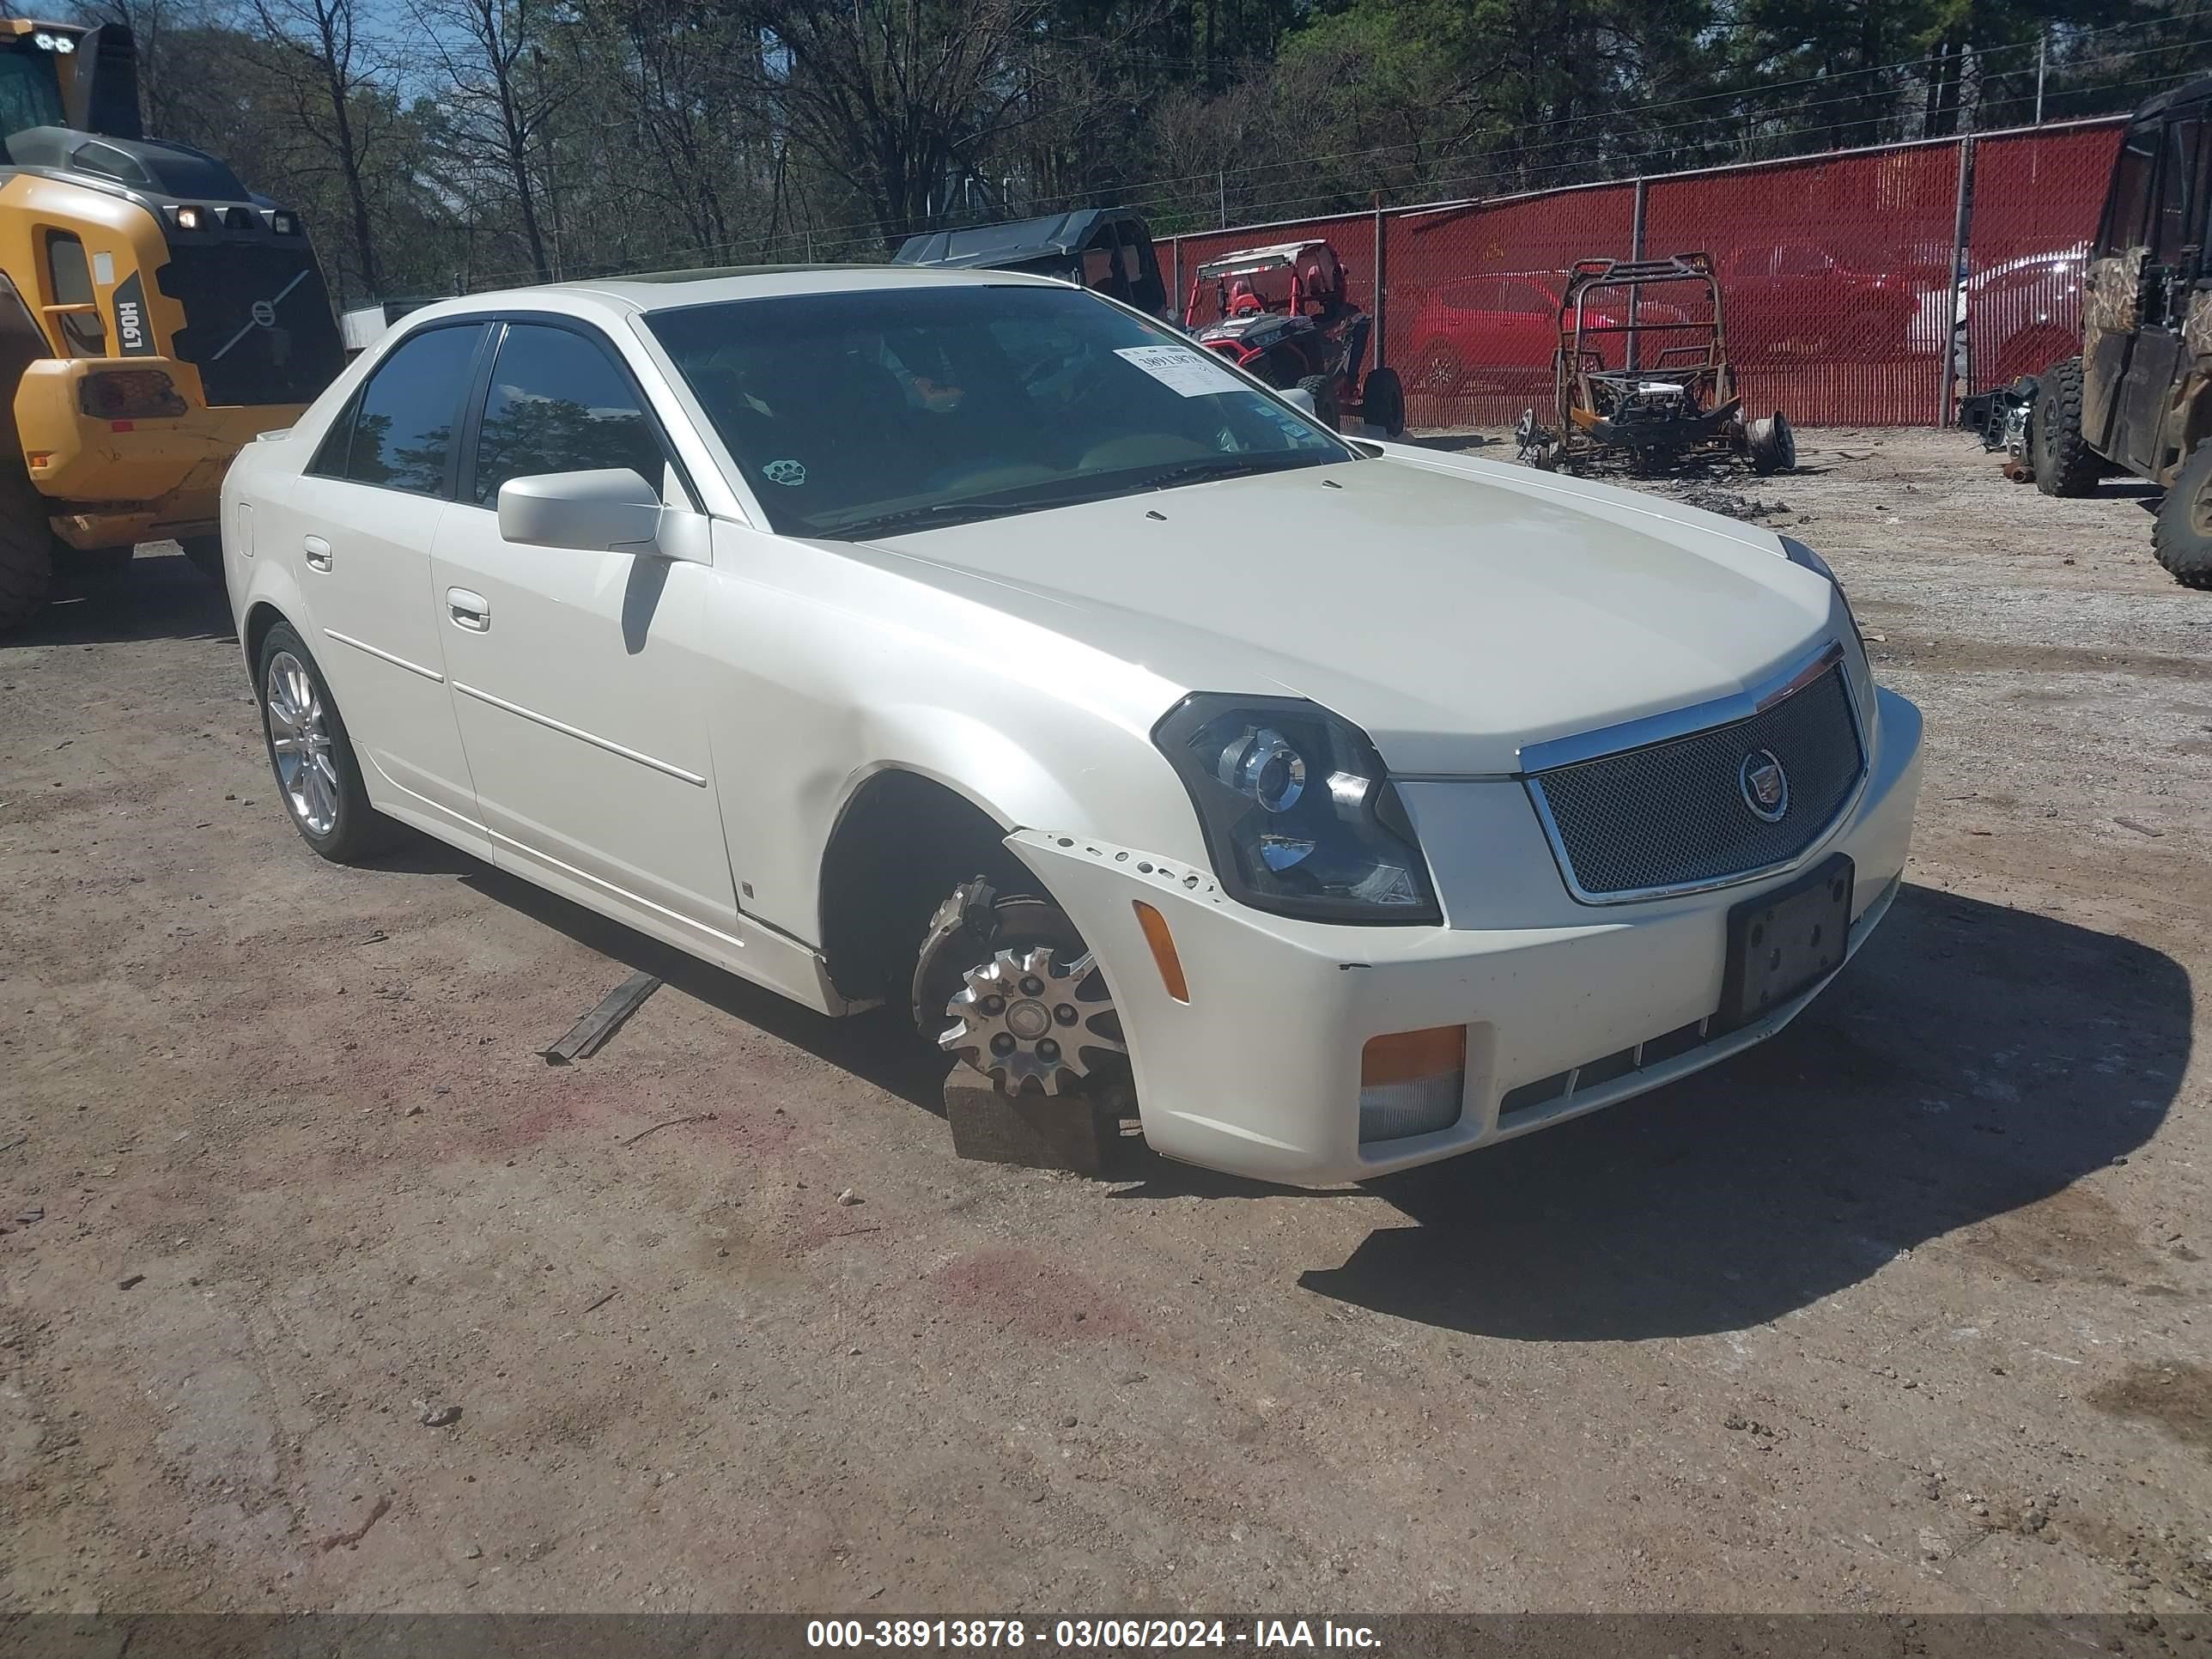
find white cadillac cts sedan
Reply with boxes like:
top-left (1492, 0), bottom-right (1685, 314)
top-left (219, 266), bottom-right (1923, 1186)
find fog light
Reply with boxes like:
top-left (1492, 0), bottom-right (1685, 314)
top-left (1358, 1025), bottom-right (1465, 1142)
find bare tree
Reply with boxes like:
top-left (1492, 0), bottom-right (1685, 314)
top-left (240, 0), bottom-right (388, 296)
top-left (738, 0), bottom-right (1057, 247)
top-left (410, 0), bottom-right (565, 281)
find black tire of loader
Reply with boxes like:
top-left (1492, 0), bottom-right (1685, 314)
top-left (2033, 356), bottom-right (2103, 498)
top-left (0, 459), bottom-right (54, 635)
top-left (2152, 439), bottom-right (2212, 591)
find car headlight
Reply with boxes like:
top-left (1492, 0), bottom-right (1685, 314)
top-left (1782, 534), bottom-right (1877, 718)
top-left (1152, 695), bottom-right (1441, 925)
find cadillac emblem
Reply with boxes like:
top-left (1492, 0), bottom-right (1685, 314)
top-left (1739, 748), bottom-right (1790, 823)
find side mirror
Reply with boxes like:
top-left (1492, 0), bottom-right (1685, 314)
top-left (1281, 386), bottom-right (1317, 416)
top-left (498, 468), bottom-right (697, 558)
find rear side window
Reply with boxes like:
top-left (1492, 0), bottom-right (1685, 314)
top-left (313, 323), bottom-right (483, 495)
top-left (469, 323), bottom-right (670, 506)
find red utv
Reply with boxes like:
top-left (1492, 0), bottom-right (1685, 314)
top-left (1183, 240), bottom-right (1406, 435)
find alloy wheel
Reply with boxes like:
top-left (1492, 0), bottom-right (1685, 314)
top-left (264, 650), bottom-right (340, 837)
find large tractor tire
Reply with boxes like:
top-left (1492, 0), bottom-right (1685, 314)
top-left (0, 459), bottom-right (54, 635)
top-left (2033, 356), bottom-right (2103, 497)
top-left (2152, 439), bottom-right (2212, 591)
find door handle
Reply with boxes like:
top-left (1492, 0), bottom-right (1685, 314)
top-left (447, 587), bottom-right (489, 631)
top-left (302, 535), bottom-right (331, 572)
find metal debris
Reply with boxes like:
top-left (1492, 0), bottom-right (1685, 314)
top-left (543, 970), bottom-right (661, 1065)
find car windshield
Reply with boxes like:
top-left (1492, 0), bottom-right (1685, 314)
top-left (643, 283), bottom-right (1352, 540)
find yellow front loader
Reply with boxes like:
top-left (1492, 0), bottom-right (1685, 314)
top-left (0, 18), bottom-right (342, 631)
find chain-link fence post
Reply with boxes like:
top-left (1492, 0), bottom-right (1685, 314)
top-left (1627, 175), bottom-right (1648, 371)
top-left (1942, 135), bottom-right (1977, 425)
top-left (1372, 196), bottom-right (1388, 371)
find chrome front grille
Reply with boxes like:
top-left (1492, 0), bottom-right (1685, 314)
top-left (1527, 660), bottom-right (1864, 902)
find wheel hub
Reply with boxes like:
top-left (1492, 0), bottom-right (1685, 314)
top-left (941, 945), bottom-right (1124, 1097)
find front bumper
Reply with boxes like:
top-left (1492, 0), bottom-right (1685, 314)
top-left (1011, 685), bottom-right (1923, 1187)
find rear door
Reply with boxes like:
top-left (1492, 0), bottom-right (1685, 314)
top-left (428, 317), bottom-right (739, 934)
top-left (287, 320), bottom-right (488, 842)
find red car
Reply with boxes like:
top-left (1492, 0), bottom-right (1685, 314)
top-left (1713, 243), bottom-right (1918, 362)
top-left (1405, 272), bottom-right (1691, 397)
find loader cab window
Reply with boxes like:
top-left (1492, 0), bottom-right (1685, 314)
top-left (43, 232), bottom-right (106, 356)
top-left (0, 40), bottom-right (66, 138)
top-left (2101, 124), bottom-right (2159, 256)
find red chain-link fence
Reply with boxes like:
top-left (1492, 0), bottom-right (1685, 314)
top-left (1156, 115), bottom-right (2127, 428)
top-left (1960, 124), bottom-right (2124, 397)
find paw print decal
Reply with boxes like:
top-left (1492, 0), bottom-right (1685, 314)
top-left (762, 459), bottom-right (807, 487)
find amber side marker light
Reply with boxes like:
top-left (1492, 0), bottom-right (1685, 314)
top-left (1131, 901), bottom-right (1189, 1003)
top-left (1358, 1025), bottom-right (1468, 1143)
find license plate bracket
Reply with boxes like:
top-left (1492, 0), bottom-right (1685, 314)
top-left (1717, 854), bottom-right (1854, 1031)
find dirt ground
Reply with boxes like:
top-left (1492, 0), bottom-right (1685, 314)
top-left (1, 428), bottom-right (2208, 1618)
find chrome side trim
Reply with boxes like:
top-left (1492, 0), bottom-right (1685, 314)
top-left (1523, 651), bottom-right (1869, 907)
top-left (1516, 640), bottom-right (1846, 775)
top-left (324, 629), bottom-right (445, 684)
top-left (452, 681), bottom-right (708, 787)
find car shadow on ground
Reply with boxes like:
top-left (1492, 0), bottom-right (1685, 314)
top-left (3, 550), bottom-right (234, 648)
top-left (1277, 883), bottom-right (2189, 1341)
top-left (434, 860), bottom-right (953, 1114)
top-left (398, 843), bottom-right (2189, 1341)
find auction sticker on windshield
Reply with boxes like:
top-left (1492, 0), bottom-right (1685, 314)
top-left (1115, 344), bottom-right (1250, 398)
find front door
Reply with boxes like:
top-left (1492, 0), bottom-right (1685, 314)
top-left (428, 319), bottom-right (739, 935)
top-left (2112, 115), bottom-right (2204, 477)
top-left (288, 320), bottom-right (488, 842)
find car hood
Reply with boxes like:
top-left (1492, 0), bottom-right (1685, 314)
top-left (850, 449), bottom-right (1842, 775)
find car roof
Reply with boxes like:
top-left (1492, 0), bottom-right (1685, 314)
top-left (388, 263), bottom-right (1076, 324)
top-left (2137, 75), bottom-right (2212, 121)
top-left (1195, 240), bottom-right (1334, 276)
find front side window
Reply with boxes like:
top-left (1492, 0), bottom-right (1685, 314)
top-left (471, 323), bottom-right (670, 506)
top-left (645, 283), bottom-right (1352, 542)
top-left (2104, 125), bottom-right (2159, 254)
top-left (2155, 118), bottom-right (2203, 266)
top-left (317, 323), bottom-right (483, 495)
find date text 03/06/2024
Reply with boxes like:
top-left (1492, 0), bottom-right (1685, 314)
top-left (805, 1619), bottom-right (1383, 1650)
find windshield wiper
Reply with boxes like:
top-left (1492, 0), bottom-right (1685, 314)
top-left (813, 500), bottom-right (1027, 541)
top-left (816, 455), bottom-right (1324, 542)
top-left (1127, 454), bottom-right (1322, 490)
